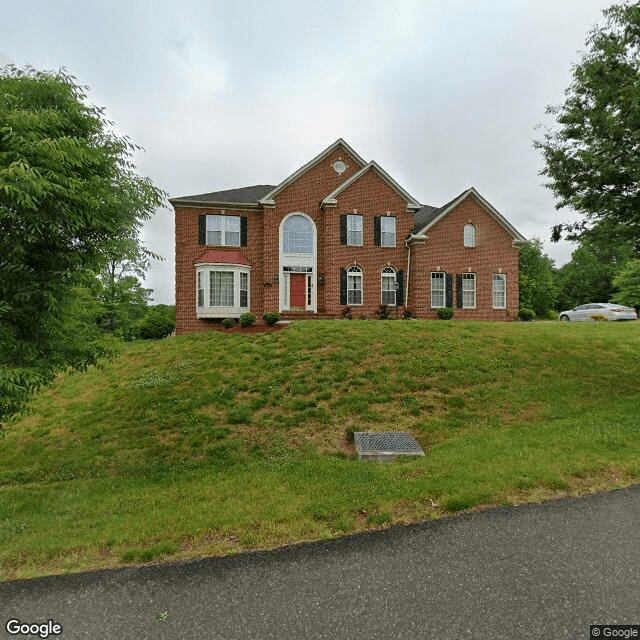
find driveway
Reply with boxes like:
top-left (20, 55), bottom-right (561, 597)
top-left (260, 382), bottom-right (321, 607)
top-left (2, 486), bottom-right (640, 639)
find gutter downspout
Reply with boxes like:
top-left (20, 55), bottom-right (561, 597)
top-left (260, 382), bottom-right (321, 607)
top-left (405, 239), bottom-right (411, 309)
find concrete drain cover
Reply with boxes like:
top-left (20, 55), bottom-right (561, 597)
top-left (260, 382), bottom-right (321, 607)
top-left (354, 431), bottom-right (424, 462)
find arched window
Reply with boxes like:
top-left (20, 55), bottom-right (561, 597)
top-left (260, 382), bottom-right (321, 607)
top-left (381, 267), bottom-right (396, 306)
top-left (347, 266), bottom-right (363, 305)
top-left (283, 215), bottom-right (313, 254)
top-left (464, 224), bottom-right (476, 247)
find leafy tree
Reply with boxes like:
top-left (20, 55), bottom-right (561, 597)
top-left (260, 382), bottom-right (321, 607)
top-left (518, 239), bottom-right (557, 317)
top-left (91, 235), bottom-right (159, 333)
top-left (611, 260), bottom-right (640, 308)
top-left (535, 2), bottom-right (640, 244)
top-left (0, 65), bottom-right (165, 426)
top-left (554, 221), bottom-right (635, 309)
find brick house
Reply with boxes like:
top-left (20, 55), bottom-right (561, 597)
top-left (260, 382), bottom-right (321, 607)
top-left (171, 139), bottom-right (527, 334)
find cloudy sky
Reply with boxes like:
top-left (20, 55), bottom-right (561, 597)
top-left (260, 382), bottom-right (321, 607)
top-left (2, 0), bottom-right (615, 304)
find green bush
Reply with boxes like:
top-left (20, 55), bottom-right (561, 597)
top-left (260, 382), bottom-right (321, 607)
top-left (221, 318), bottom-right (235, 329)
top-left (263, 312), bottom-right (280, 326)
top-left (239, 312), bottom-right (256, 327)
top-left (518, 308), bottom-right (536, 322)
top-left (436, 307), bottom-right (454, 320)
top-left (125, 308), bottom-right (175, 340)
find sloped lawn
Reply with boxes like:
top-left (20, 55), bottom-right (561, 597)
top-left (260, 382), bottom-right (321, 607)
top-left (1, 319), bottom-right (639, 580)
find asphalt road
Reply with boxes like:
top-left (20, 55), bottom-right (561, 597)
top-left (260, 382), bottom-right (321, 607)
top-left (2, 486), bottom-right (640, 640)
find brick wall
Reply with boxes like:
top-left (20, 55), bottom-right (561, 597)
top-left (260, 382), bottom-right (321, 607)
top-left (174, 144), bottom-right (521, 334)
top-left (409, 195), bottom-right (520, 320)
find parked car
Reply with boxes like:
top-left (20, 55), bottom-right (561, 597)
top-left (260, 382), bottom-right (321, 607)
top-left (559, 303), bottom-right (638, 322)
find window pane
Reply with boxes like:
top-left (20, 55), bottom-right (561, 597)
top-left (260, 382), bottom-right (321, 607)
top-left (462, 274), bottom-right (475, 308)
top-left (283, 215), bottom-right (313, 253)
top-left (210, 271), bottom-right (234, 306)
top-left (464, 225), bottom-right (476, 247)
top-left (381, 269), bottom-right (396, 306)
top-left (431, 272), bottom-right (445, 308)
top-left (492, 274), bottom-right (505, 308)
top-left (381, 217), bottom-right (396, 247)
top-left (240, 272), bottom-right (248, 308)
top-left (207, 230), bottom-right (222, 245)
top-left (347, 270), bottom-right (362, 305)
top-left (197, 271), bottom-right (204, 307)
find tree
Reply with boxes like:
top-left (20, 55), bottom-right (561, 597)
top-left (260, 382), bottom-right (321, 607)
top-left (90, 235), bottom-right (158, 334)
top-left (554, 221), bottom-right (635, 309)
top-left (535, 2), bottom-right (640, 244)
top-left (518, 239), bottom-right (557, 317)
top-left (611, 260), bottom-right (640, 308)
top-left (0, 65), bottom-right (165, 426)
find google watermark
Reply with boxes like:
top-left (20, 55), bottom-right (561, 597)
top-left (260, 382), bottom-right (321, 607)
top-left (5, 619), bottom-right (63, 638)
top-left (591, 626), bottom-right (640, 639)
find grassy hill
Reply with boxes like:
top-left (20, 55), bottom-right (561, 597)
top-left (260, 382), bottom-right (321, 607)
top-left (2, 319), bottom-right (640, 580)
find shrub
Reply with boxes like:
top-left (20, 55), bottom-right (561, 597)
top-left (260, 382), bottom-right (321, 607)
top-left (402, 306), bottom-right (415, 319)
top-left (376, 304), bottom-right (391, 319)
top-left (590, 313), bottom-right (607, 322)
top-left (341, 306), bottom-right (353, 320)
top-left (131, 310), bottom-right (175, 340)
top-left (436, 307), bottom-right (454, 320)
top-left (263, 311), bottom-right (280, 326)
top-left (544, 309), bottom-right (559, 320)
top-left (221, 318), bottom-right (235, 329)
top-left (358, 313), bottom-right (367, 320)
top-left (239, 313), bottom-right (256, 327)
top-left (518, 308), bottom-right (536, 322)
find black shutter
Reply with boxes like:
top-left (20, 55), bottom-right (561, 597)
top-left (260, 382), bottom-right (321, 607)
top-left (396, 269), bottom-right (404, 306)
top-left (240, 216), bottom-right (248, 246)
top-left (340, 215), bottom-right (347, 245)
top-left (373, 216), bottom-right (381, 246)
top-left (198, 215), bottom-right (206, 245)
top-left (446, 273), bottom-right (453, 308)
top-left (456, 274), bottom-right (463, 308)
top-left (340, 268), bottom-right (347, 305)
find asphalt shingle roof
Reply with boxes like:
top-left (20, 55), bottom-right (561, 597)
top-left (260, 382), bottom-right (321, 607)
top-left (171, 185), bottom-right (276, 205)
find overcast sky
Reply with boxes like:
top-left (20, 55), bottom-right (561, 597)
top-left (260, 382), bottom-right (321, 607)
top-left (2, 0), bottom-right (615, 304)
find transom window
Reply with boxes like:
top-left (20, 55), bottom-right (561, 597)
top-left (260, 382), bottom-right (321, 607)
top-left (347, 215), bottom-right (363, 246)
top-left (431, 272), bottom-right (446, 308)
top-left (206, 215), bottom-right (240, 247)
top-left (283, 215), bottom-right (313, 254)
top-left (462, 273), bottom-right (476, 308)
top-left (381, 267), bottom-right (396, 306)
top-left (492, 274), bottom-right (506, 309)
top-left (381, 217), bottom-right (396, 247)
top-left (347, 266), bottom-right (363, 305)
top-left (464, 224), bottom-right (476, 247)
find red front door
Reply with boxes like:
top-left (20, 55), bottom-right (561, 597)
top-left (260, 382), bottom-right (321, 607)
top-left (290, 273), bottom-right (306, 310)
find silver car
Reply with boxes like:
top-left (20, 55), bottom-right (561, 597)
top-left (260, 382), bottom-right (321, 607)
top-left (559, 303), bottom-right (638, 322)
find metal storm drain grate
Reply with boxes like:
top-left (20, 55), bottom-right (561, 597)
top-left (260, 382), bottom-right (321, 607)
top-left (354, 431), bottom-right (424, 462)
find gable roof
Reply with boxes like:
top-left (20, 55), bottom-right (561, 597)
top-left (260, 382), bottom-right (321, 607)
top-left (322, 161), bottom-right (423, 211)
top-left (259, 138), bottom-right (367, 205)
top-left (411, 187), bottom-right (527, 243)
top-left (170, 185), bottom-right (275, 207)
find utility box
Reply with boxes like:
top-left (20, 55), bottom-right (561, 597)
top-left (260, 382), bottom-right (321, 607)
top-left (354, 431), bottom-right (424, 462)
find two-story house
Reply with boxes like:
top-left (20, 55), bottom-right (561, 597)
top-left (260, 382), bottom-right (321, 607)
top-left (171, 139), bottom-right (527, 334)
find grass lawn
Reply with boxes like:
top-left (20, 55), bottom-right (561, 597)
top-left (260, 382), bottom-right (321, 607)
top-left (1, 319), bottom-right (640, 580)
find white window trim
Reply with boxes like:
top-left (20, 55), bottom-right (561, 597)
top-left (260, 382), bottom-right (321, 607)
top-left (278, 212), bottom-right (317, 313)
top-left (206, 215), bottom-right (241, 247)
top-left (464, 224), bottom-right (476, 248)
top-left (347, 214), bottom-right (363, 246)
top-left (431, 272), bottom-right (446, 309)
top-left (381, 216), bottom-right (396, 248)
top-left (492, 274), bottom-right (506, 309)
top-left (195, 263), bottom-right (251, 318)
top-left (347, 265), bottom-right (363, 306)
top-left (381, 267), bottom-right (396, 306)
top-left (462, 273), bottom-right (476, 309)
